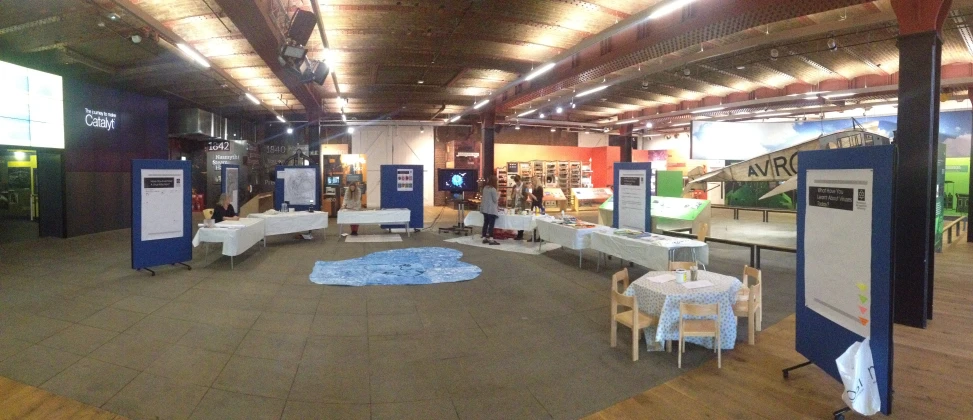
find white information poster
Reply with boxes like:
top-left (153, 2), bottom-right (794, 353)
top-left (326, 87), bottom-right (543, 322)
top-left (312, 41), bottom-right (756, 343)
top-left (225, 167), bottom-right (239, 210)
top-left (396, 168), bottom-right (414, 192)
top-left (284, 167), bottom-right (316, 206)
top-left (618, 169), bottom-right (647, 231)
top-left (804, 168), bottom-right (872, 338)
top-left (140, 169), bottom-right (184, 241)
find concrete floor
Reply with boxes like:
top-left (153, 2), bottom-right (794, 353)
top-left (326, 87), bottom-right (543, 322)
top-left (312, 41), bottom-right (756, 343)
top-left (0, 217), bottom-right (38, 245)
top-left (0, 207), bottom-right (797, 420)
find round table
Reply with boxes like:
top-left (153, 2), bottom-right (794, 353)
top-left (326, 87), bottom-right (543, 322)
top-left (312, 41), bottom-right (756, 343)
top-left (625, 270), bottom-right (742, 350)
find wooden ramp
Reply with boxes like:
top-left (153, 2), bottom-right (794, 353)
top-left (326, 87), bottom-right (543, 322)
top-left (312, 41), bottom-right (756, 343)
top-left (586, 242), bottom-right (973, 420)
top-left (0, 376), bottom-right (127, 420)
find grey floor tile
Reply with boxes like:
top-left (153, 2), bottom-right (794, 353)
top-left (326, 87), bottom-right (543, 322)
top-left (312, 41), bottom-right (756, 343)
top-left (213, 355), bottom-right (298, 399)
top-left (39, 323), bottom-right (118, 356)
top-left (145, 344), bottom-right (232, 387)
top-left (288, 360), bottom-right (370, 403)
top-left (236, 330), bottom-right (307, 361)
top-left (125, 314), bottom-right (196, 343)
top-left (252, 312), bottom-right (314, 335)
top-left (189, 388), bottom-right (285, 420)
top-left (0, 312), bottom-right (72, 343)
top-left (80, 307), bottom-right (146, 332)
top-left (368, 313), bottom-right (423, 336)
top-left (40, 357), bottom-right (139, 407)
top-left (281, 401), bottom-right (369, 420)
top-left (302, 335), bottom-right (368, 365)
top-left (177, 324), bottom-right (249, 354)
top-left (104, 372), bottom-right (209, 420)
top-left (265, 296), bottom-right (318, 315)
top-left (370, 399), bottom-right (458, 420)
top-left (112, 295), bottom-right (170, 314)
top-left (451, 388), bottom-right (552, 420)
top-left (0, 344), bottom-right (82, 386)
top-left (0, 336), bottom-right (32, 362)
top-left (89, 333), bottom-right (172, 370)
top-left (317, 295), bottom-right (367, 316)
top-left (419, 309), bottom-right (481, 333)
top-left (38, 300), bottom-right (104, 322)
top-left (366, 297), bottom-right (418, 315)
top-left (369, 363), bottom-right (448, 404)
top-left (310, 315), bottom-right (368, 337)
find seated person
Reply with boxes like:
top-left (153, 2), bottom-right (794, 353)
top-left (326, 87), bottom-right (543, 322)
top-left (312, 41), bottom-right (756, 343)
top-left (213, 193), bottom-right (239, 223)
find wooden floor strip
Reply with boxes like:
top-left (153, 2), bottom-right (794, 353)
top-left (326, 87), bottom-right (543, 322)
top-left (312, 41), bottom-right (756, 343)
top-left (585, 242), bottom-right (973, 420)
top-left (0, 377), bottom-right (126, 420)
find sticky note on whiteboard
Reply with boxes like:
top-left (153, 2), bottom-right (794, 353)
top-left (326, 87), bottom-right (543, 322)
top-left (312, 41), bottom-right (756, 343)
top-left (277, 171), bottom-right (285, 179)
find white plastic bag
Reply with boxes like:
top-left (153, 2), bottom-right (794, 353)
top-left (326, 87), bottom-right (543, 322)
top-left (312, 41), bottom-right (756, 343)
top-left (835, 338), bottom-right (881, 415)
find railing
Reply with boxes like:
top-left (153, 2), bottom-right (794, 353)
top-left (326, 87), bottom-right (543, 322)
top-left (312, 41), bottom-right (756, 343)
top-left (711, 204), bottom-right (796, 222)
top-left (943, 216), bottom-right (969, 245)
top-left (661, 229), bottom-right (796, 268)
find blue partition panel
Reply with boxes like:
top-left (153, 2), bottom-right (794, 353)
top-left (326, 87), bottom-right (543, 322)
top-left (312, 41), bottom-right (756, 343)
top-left (273, 165), bottom-right (321, 212)
top-left (796, 145), bottom-right (894, 414)
top-left (380, 165), bottom-right (424, 229)
top-left (612, 162), bottom-right (652, 230)
top-left (131, 159), bottom-right (192, 270)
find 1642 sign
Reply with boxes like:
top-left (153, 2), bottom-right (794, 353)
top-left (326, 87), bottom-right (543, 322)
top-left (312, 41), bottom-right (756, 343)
top-left (207, 141), bottom-right (231, 151)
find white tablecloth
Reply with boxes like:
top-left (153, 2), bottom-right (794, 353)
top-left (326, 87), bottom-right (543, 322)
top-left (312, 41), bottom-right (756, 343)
top-left (534, 220), bottom-right (613, 250)
top-left (248, 211), bottom-right (328, 236)
top-left (192, 218), bottom-right (265, 257)
top-left (625, 270), bottom-right (741, 350)
top-left (337, 209), bottom-right (410, 225)
top-left (590, 231), bottom-right (708, 271)
top-left (464, 211), bottom-right (555, 231)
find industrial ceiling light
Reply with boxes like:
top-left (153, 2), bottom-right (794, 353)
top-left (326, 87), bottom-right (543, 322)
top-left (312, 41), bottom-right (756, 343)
top-left (130, 34), bottom-right (142, 44)
top-left (603, 127), bottom-right (610, 133)
top-left (576, 85), bottom-right (608, 98)
top-left (341, 114), bottom-right (347, 122)
top-left (827, 36), bottom-right (838, 51)
top-left (524, 63), bottom-right (555, 81)
top-left (449, 115), bottom-right (461, 123)
top-left (614, 119), bottom-right (639, 125)
top-left (647, 0), bottom-right (696, 20)
top-left (555, 106), bottom-right (563, 114)
top-left (245, 93), bottom-right (260, 105)
top-left (550, 127), bottom-right (556, 132)
top-left (347, 127), bottom-right (355, 134)
top-left (276, 115), bottom-right (286, 123)
top-left (539, 112), bottom-right (546, 119)
top-left (107, 12), bottom-right (120, 21)
top-left (420, 126), bottom-right (425, 133)
top-left (670, 122), bottom-right (689, 127)
top-left (823, 92), bottom-right (854, 99)
top-left (571, 102), bottom-right (576, 109)
top-left (286, 127), bottom-right (293, 134)
top-left (691, 107), bottom-right (725, 114)
top-left (176, 43), bottom-right (210, 68)
top-left (770, 48), bottom-right (779, 61)
top-left (417, 80), bottom-right (424, 84)
top-left (473, 99), bottom-right (490, 109)
top-left (518, 109), bottom-right (537, 117)
top-left (682, 68), bottom-right (691, 76)
top-left (645, 121), bottom-right (653, 128)
top-left (515, 124), bottom-right (521, 130)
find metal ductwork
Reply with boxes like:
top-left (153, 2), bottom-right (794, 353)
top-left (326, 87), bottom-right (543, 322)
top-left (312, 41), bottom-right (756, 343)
top-left (169, 108), bottom-right (226, 139)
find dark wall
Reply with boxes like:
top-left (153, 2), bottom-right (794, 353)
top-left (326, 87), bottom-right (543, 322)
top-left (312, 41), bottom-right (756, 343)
top-left (62, 79), bottom-right (168, 237)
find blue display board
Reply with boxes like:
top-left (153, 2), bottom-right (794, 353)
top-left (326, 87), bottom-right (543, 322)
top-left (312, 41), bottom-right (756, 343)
top-left (380, 165), bottom-right (424, 229)
top-left (796, 146), bottom-right (894, 414)
top-left (221, 164), bottom-right (240, 211)
top-left (612, 162), bottom-right (652, 230)
top-left (273, 165), bottom-right (321, 212)
top-left (131, 159), bottom-right (192, 273)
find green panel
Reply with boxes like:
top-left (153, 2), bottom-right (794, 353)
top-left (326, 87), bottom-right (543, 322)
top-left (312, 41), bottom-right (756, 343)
top-left (650, 196), bottom-right (709, 221)
top-left (656, 171), bottom-right (683, 198)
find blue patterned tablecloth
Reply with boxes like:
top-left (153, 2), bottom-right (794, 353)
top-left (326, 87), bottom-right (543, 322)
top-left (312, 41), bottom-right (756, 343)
top-left (625, 270), bottom-right (741, 350)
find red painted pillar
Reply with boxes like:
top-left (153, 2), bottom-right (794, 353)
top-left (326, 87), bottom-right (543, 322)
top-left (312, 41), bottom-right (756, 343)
top-left (890, 0), bottom-right (952, 328)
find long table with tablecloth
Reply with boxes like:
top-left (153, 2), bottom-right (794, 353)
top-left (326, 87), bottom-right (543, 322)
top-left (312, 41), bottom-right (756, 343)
top-left (191, 218), bottom-right (266, 268)
top-left (337, 209), bottom-right (411, 237)
top-left (247, 210), bottom-right (328, 238)
top-left (463, 211), bottom-right (555, 234)
top-left (534, 219), bottom-right (614, 267)
top-left (589, 230), bottom-right (708, 271)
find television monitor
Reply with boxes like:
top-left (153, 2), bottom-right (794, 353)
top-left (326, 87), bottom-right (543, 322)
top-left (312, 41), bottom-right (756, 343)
top-left (326, 176), bottom-right (340, 185)
top-left (346, 174), bottom-right (362, 183)
top-left (437, 168), bottom-right (478, 192)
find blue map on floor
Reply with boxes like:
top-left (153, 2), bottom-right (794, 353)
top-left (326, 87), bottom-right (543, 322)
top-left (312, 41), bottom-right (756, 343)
top-left (309, 247), bottom-right (481, 286)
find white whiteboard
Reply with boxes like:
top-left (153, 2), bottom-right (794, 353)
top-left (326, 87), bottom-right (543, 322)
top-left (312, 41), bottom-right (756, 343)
top-left (225, 166), bottom-right (239, 210)
top-left (284, 167), bottom-right (316, 206)
top-left (140, 169), bottom-right (183, 241)
top-left (804, 169), bottom-right (872, 338)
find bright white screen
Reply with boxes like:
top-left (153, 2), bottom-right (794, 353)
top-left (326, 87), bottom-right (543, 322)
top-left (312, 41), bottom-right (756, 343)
top-left (0, 60), bottom-right (64, 149)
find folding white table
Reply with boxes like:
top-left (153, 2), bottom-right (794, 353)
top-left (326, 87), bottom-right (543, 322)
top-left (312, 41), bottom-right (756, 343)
top-left (191, 218), bottom-right (266, 268)
top-left (534, 220), bottom-right (613, 267)
top-left (464, 211), bottom-right (555, 239)
top-left (248, 211), bottom-right (328, 239)
top-left (589, 231), bottom-right (708, 271)
top-left (336, 209), bottom-right (411, 238)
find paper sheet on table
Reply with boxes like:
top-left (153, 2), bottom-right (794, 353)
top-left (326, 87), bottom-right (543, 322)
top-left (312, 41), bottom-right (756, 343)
top-left (648, 274), bottom-right (675, 283)
top-left (681, 280), bottom-right (714, 289)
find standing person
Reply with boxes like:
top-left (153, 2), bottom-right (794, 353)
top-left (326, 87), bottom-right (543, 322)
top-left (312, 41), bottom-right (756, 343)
top-left (530, 177), bottom-right (545, 215)
top-left (480, 175), bottom-right (501, 245)
top-left (509, 175), bottom-right (527, 240)
top-left (343, 182), bottom-right (362, 236)
top-left (213, 193), bottom-right (239, 223)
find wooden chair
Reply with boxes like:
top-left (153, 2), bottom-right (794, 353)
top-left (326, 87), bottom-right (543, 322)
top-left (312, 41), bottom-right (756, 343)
top-left (677, 302), bottom-right (721, 368)
top-left (612, 268), bottom-right (630, 293)
top-left (692, 222), bottom-right (709, 269)
top-left (668, 261), bottom-right (697, 271)
top-left (611, 271), bottom-right (659, 361)
top-left (202, 208), bottom-right (214, 220)
top-left (734, 266), bottom-right (763, 345)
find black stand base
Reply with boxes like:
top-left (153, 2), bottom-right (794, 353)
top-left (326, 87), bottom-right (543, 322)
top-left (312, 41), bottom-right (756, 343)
top-left (136, 262), bottom-right (191, 277)
top-left (782, 361), bottom-right (812, 379)
top-left (833, 407), bottom-right (850, 420)
top-left (173, 262), bottom-right (192, 271)
top-left (137, 267), bottom-right (156, 276)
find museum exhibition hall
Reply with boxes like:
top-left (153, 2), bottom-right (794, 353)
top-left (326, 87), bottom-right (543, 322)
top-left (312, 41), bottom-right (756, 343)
top-left (1, 0), bottom-right (971, 419)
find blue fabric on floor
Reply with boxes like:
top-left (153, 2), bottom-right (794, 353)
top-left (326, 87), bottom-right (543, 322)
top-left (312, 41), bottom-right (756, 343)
top-left (309, 247), bottom-right (481, 286)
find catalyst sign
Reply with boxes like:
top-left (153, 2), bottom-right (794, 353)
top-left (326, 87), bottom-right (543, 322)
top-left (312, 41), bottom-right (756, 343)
top-left (84, 108), bottom-right (116, 131)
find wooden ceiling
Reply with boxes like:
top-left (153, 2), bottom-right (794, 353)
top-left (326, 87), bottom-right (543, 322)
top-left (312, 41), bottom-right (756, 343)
top-left (1, 0), bottom-right (972, 125)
